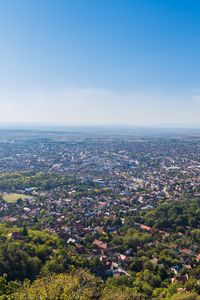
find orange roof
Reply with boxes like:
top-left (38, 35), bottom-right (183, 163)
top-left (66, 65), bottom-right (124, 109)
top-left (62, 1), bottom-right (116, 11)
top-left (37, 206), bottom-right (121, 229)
top-left (140, 224), bottom-right (152, 231)
top-left (93, 239), bottom-right (108, 250)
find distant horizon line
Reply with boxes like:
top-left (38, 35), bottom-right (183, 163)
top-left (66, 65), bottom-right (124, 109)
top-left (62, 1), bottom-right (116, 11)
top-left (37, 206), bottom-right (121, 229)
top-left (0, 122), bottom-right (200, 131)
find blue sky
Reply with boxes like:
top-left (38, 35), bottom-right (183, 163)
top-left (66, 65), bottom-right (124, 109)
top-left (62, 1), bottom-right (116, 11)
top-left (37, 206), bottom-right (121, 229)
top-left (0, 0), bottom-right (200, 126)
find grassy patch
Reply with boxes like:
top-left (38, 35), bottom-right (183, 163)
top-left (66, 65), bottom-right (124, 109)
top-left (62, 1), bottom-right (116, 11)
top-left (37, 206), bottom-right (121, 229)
top-left (2, 193), bottom-right (32, 203)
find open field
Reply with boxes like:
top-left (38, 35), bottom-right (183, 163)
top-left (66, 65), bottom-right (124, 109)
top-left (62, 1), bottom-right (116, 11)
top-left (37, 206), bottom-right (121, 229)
top-left (2, 193), bottom-right (32, 203)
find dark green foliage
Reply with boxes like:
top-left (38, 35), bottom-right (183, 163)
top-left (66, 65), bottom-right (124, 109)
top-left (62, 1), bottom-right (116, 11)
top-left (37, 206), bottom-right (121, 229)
top-left (0, 243), bottom-right (41, 281)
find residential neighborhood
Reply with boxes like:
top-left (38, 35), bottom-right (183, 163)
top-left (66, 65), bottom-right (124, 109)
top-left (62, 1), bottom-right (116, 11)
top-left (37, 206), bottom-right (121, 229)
top-left (0, 130), bottom-right (199, 299)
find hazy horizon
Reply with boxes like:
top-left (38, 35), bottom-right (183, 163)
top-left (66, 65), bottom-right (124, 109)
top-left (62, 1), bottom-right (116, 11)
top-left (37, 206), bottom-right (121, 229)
top-left (0, 121), bottom-right (200, 131)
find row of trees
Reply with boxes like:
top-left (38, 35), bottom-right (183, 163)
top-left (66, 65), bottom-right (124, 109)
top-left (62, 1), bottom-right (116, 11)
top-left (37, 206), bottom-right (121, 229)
top-left (0, 270), bottom-right (199, 300)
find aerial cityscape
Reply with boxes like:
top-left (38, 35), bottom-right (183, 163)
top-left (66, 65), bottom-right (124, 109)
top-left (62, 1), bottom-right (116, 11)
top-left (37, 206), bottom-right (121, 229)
top-left (0, 0), bottom-right (200, 299)
top-left (0, 128), bottom-right (199, 299)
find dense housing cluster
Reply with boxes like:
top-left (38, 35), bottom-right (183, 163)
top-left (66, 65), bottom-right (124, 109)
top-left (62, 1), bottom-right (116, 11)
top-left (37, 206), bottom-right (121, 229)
top-left (0, 129), bottom-right (199, 299)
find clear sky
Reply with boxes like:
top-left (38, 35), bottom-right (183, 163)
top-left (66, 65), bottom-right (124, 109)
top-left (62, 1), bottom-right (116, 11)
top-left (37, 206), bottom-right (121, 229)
top-left (0, 0), bottom-right (200, 127)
